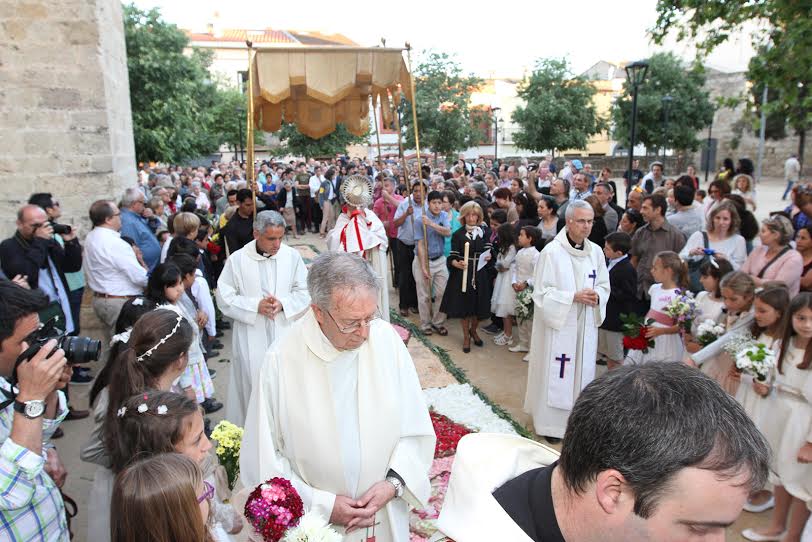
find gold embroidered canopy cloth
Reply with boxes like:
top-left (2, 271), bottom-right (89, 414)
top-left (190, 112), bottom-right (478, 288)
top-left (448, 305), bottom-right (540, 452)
top-left (249, 46), bottom-right (412, 138)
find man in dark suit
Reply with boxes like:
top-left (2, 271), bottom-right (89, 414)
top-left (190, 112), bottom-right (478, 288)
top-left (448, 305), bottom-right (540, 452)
top-left (598, 232), bottom-right (639, 369)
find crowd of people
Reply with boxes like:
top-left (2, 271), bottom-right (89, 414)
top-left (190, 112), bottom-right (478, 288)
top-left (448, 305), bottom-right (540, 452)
top-left (0, 151), bottom-right (809, 542)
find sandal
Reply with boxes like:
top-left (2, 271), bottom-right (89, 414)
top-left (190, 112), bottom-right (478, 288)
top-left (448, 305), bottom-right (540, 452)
top-left (432, 325), bottom-right (448, 336)
top-left (421, 327), bottom-right (433, 336)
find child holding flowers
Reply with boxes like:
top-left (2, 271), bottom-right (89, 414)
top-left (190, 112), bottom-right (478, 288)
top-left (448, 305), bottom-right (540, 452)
top-left (508, 226), bottom-right (541, 357)
top-left (625, 251), bottom-right (688, 365)
top-left (112, 391), bottom-right (243, 541)
top-left (690, 271), bottom-right (756, 395)
top-left (685, 259), bottom-right (733, 353)
top-left (742, 293), bottom-right (812, 542)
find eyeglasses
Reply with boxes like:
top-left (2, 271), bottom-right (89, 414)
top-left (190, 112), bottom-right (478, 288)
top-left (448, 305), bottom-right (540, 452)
top-left (325, 308), bottom-right (382, 334)
top-left (197, 480), bottom-right (214, 503)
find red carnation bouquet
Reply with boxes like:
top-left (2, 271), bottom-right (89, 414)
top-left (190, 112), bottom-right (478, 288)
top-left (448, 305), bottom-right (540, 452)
top-left (244, 478), bottom-right (304, 542)
top-left (620, 313), bottom-right (655, 353)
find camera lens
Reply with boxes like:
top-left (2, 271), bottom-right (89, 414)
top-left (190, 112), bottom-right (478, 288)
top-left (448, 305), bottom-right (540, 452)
top-left (51, 223), bottom-right (72, 235)
top-left (59, 336), bottom-right (102, 364)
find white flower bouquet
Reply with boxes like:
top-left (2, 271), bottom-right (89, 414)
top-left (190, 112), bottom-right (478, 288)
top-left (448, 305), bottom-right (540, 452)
top-left (281, 513), bottom-right (342, 542)
top-left (696, 319), bottom-right (726, 347)
top-left (734, 343), bottom-right (776, 382)
top-left (515, 286), bottom-right (534, 323)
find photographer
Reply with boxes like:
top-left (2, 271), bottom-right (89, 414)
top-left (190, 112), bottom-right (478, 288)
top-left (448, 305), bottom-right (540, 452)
top-left (0, 280), bottom-right (72, 540)
top-left (0, 205), bottom-right (82, 336)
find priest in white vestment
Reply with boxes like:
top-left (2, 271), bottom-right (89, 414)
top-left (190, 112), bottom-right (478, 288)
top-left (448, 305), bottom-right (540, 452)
top-left (240, 252), bottom-right (435, 542)
top-left (525, 200), bottom-right (609, 439)
top-left (326, 205), bottom-right (391, 322)
top-left (215, 210), bottom-right (310, 425)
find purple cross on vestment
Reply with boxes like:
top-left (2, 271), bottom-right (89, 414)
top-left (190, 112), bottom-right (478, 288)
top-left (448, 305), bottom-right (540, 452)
top-left (556, 353), bottom-right (571, 378)
top-left (588, 269), bottom-right (597, 289)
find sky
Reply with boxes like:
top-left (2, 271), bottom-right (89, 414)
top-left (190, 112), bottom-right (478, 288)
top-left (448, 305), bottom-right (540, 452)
top-left (131, 0), bottom-right (758, 78)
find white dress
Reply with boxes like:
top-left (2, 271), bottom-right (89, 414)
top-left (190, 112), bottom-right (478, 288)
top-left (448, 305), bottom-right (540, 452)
top-left (625, 284), bottom-right (685, 365)
top-left (691, 291), bottom-right (725, 335)
top-left (767, 342), bottom-right (812, 505)
top-left (491, 245), bottom-right (517, 317)
top-left (734, 333), bottom-right (781, 438)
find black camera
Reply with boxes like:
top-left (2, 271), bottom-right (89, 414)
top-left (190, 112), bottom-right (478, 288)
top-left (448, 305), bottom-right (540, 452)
top-left (17, 317), bottom-right (101, 366)
top-left (50, 222), bottom-right (72, 235)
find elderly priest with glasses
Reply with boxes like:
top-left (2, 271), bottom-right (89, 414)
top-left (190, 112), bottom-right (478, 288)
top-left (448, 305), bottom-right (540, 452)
top-left (240, 251), bottom-right (436, 542)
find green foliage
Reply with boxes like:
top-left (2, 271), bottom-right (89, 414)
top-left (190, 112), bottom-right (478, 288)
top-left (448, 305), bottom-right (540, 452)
top-left (651, 0), bottom-right (811, 156)
top-left (124, 4), bottom-right (259, 163)
top-left (611, 53), bottom-right (714, 152)
top-left (400, 51), bottom-right (483, 160)
top-left (511, 58), bottom-right (606, 154)
top-left (271, 123), bottom-right (368, 158)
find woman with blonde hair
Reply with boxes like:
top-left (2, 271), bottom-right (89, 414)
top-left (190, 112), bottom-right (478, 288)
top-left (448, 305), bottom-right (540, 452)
top-left (161, 212), bottom-right (201, 263)
top-left (732, 173), bottom-right (757, 211)
top-left (440, 201), bottom-right (493, 353)
top-left (111, 453), bottom-right (215, 542)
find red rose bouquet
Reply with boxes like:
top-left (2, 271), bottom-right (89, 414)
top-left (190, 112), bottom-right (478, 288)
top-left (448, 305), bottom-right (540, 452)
top-left (620, 313), bottom-right (655, 353)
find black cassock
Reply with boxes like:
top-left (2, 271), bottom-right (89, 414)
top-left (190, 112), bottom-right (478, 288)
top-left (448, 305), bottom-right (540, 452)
top-left (492, 462), bottom-right (566, 542)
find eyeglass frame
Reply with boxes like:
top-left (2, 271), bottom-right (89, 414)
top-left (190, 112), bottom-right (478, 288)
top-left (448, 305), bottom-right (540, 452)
top-left (324, 308), bottom-right (382, 334)
top-left (197, 480), bottom-right (215, 503)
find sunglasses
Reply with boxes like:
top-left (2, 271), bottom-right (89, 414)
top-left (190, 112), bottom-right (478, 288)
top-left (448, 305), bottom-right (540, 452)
top-left (197, 480), bottom-right (214, 503)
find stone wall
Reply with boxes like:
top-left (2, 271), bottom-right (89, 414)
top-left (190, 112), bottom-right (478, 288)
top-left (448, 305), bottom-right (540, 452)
top-left (689, 71), bottom-right (811, 179)
top-left (0, 0), bottom-right (136, 238)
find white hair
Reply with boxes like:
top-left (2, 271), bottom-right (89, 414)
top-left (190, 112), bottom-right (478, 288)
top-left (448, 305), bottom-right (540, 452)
top-left (120, 187), bottom-right (144, 207)
top-left (307, 252), bottom-right (380, 311)
top-left (565, 199), bottom-right (593, 219)
top-left (253, 210), bottom-right (286, 232)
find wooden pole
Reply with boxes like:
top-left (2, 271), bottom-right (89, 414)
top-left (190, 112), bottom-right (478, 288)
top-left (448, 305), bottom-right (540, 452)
top-left (371, 95), bottom-right (383, 171)
top-left (246, 41), bottom-right (257, 220)
top-left (405, 43), bottom-right (431, 316)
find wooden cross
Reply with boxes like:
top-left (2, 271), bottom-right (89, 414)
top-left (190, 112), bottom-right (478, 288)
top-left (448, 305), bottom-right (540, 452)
top-left (556, 353), bottom-right (571, 378)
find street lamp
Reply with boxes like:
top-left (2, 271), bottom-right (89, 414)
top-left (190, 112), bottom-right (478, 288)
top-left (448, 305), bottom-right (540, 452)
top-left (661, 94), bottom-right (673, 164)
top-left (625, 60), bottom-right (649, 197)
top-left (491, 106), bottom-right (501, 164)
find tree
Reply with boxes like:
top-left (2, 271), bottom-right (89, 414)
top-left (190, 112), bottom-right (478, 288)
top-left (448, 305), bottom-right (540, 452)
top-left (651, 1), bottom-right (812, 163)
top-left (400, 51), bottom-right (482, 161)
top-left (611, 53), bottom-right (714, 153)
top-left (511, 58), bottom-right (606, 156)
top-left (271, 123), bottom-right (368, 158)
top-left (125, 4), bottom-right (258, 163)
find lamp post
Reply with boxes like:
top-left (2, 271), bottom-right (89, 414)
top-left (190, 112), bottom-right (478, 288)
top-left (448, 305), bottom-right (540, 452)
top-left (625, 60), bottom-right (649, 197)
top-left (661, 94), bottom-right (673, 164)
top-left (491, 106), bottom-right (501, 163)
top-left (704, 112), bottom-right (714, 186)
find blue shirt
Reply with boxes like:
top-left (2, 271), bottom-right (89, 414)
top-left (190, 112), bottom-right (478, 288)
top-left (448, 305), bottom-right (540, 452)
top-left (393, 197), bottom-right (425, 246)
top-left (414, 209), bottom-right (450, 259)
top-left (120, 209), bottom-right (161, 272)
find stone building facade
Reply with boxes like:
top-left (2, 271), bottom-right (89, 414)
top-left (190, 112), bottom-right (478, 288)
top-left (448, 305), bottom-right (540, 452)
top-left (0, 0), bottom-right (135, 238)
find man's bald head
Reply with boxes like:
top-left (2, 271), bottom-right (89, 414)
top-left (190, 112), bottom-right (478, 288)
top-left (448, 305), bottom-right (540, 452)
top-left (16, 205), bottom-right (49, 240)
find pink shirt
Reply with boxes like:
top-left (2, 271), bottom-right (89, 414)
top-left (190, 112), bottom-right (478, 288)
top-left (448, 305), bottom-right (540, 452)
top-left (373, 193), bottom-right (404, 238)
top-left (741, 245), bottom-right (804, 296)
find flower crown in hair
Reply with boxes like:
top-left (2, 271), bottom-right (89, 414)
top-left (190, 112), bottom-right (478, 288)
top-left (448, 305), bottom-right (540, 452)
top-left (136, 315), bottom-right (183, 362)
top-left (117, 394), bottom-right (168, 417)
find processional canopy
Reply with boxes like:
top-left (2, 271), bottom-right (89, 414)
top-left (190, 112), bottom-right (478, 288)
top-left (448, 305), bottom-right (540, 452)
top-left (250, 46), bottom-right (412, 138)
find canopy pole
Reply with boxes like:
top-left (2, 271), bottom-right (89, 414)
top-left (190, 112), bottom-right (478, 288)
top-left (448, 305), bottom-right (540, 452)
top-left (371, 95), bottom-right (383, 171)
top-left (405, 43), bottom-right (431, 317)
top-left (246, 40), bottom-right (256, 220)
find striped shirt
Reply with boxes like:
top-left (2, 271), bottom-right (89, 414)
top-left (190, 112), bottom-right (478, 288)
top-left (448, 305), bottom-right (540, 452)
top-left (0, 379), bottom-right (69, 541)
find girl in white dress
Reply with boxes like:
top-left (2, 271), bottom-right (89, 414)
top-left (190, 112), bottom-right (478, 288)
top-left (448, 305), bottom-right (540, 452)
top-left (625, 251), bottom-right (687, 365)
top-left (509, 226), bottom-right (541, 356)
top-left (492, 223), bottom-right (517, 346)
top-left (691, 271), bottom-right (756, 395)
top-left (743, 293), bottom-right (812, 542)
top-left (112, 391), bottom-right (243, 541)
top-left (686, 259), bottom-right (733, 353)
top-left (733, 285), bottom-right (789, 514)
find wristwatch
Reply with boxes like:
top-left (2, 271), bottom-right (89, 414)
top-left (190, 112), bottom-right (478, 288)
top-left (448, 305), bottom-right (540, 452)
top-left (14, 399), bottom-right (46, 419)
top-left (386, 476), bottom-right (404, 499)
